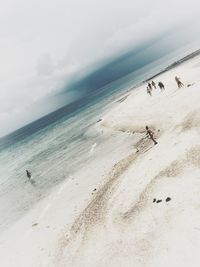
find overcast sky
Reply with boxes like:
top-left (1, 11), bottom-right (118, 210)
top-left (0, 0), bottom-right (200, 137)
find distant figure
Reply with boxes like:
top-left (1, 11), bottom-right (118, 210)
top-left (147, 86), bottom-right (152, 96)
top-left (26, 170), bottom-right (31, 179)
top-left (145, 126), bottom-right (157, 145)
top-left (148, 83), bottom-right (152, 90)
top-left (158, 82), bottom-right (165, 91)
top-left (175, 76), bottom-right (184, 88)
top-left (151, 81), bottom-right (156, 89)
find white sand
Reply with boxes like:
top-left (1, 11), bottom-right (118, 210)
top-left (1, 54), bottom-right (200, 267)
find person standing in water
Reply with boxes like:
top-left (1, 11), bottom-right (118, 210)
top-left (145, 126), bottom-right (158, 145)
top-left (26, 170), bottom-right (31, 179)
top-left (151, 81), bottom-right (156, 89)
top-left (175, 76), bottom-right (184, 88)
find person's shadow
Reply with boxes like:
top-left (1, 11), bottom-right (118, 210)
top-left (30, 179), bottom-right (36, 186)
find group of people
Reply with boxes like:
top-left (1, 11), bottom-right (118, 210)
top-left (146, 81), bottom-right (165, 96)
top-left (144, 76), bottom-right (185, 145)
top-left (146, 76), bottom-right (184, 96)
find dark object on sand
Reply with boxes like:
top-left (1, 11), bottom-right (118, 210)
top-left (153, 198), bottom-right (156, 203)
top-left (96, 119), bottom-right (102, 123)
top-left (166, 197), bottom-right (171, 202)
top-left (156, 199), bottom-right (162, 203)
top-left (187, 83), bottom-right (195, 87)
top-left (93, 188), bottom-right (97, 191)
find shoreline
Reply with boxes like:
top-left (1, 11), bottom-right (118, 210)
top-left (1, 51), bottom-right (200, 266)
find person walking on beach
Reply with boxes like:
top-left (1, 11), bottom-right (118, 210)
top-left (26, 170), bottom-right (32, 179)
top-left (175, 76), bottom-right (184, 88)
top-left (148, 82), bottom-right (152, 90)
top-left (151, 81), bottom-right (156, 89)
top-left (147, 86), bottom-right (152, 96)
top-left (145, 126), bottom-right (157, 145)
top-left (158, 82), bottom-right (165, 91)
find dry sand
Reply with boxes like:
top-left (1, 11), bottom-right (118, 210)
top-left (1, 54), bottom-right (200, 267)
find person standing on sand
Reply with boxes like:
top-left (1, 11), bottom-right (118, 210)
top-left (175, 76), bottom-right (184, 88)
top-left (147, 86), bottom-right (152, 96)
top-left (26, 170), bottom-right (31, 179)
top-left (151, 81), bottom-right (156, 89)
top-left (145, 126), bottom-right (157, 145)
top-left (158, 82), bottom-right (165, 91)
top-left (148, 82), bottom-right (152, 90)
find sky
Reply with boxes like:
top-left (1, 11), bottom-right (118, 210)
top-left (0, 0), bottom-right (200, 137)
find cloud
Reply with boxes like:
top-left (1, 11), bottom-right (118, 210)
top-left (0, 0), bottom-right (200, 136)
top-left (36, 54), bottom-right (55, 76)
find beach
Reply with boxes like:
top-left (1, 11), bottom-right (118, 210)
top-left (1, 52), bottom-right (200, 266)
